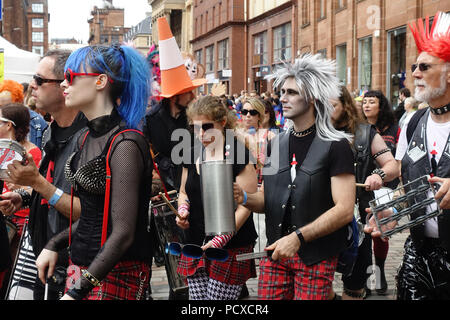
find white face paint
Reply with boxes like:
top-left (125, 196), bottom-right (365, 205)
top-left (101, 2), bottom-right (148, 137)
top-left (185, 58), bottom-right (198, 80)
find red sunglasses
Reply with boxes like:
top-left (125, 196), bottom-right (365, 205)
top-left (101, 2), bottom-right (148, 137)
top-left (64, 68), bottom-right (114, 85)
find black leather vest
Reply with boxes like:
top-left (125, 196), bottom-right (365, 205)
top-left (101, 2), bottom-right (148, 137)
top-left (401, 109), bottom-right (450, 250)
top-left (263, 131), bottom-right (348, 266)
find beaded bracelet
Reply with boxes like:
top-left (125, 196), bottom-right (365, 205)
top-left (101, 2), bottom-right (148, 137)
top-left (15, 188), bottom-right (32, 209)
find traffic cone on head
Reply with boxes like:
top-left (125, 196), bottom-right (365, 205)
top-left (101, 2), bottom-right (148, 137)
top-left (157, 17), bottom-right (206, 98)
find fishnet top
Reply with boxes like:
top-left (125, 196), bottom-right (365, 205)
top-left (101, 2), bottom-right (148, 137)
top-left (45, 109), bottom-right (153, 299)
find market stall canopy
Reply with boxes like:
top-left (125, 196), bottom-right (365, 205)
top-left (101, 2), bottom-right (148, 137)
top-left (0, 36), bottom-right (40, 84)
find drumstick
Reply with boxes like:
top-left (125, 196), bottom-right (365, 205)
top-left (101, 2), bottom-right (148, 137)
top-left (356, 183), bottom-right (368, 188)
top-left (160, 193), bottom-right (183, 220)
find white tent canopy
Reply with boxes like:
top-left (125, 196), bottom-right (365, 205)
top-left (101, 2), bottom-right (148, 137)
top-left (0, 36), bottom-right (40, 84)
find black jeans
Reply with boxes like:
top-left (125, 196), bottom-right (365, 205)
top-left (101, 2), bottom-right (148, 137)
top-left (397, 236), bottom-right (450, 300)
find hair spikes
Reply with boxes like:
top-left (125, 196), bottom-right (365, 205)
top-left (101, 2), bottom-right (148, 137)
top-left (409, 11), bottom-right (450, 62)
top-left (265, 53), bottom-right (353, 143)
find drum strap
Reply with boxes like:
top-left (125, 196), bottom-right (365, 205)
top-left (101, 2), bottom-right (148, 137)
top-left (69, 129), bottom-right (144, 249)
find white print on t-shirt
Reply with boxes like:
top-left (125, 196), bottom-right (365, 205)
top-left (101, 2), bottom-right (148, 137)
top-left (395, 113), bottom-right (450, 238)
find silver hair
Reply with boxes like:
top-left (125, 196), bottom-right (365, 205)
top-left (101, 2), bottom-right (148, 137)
top-left (266, 53), bottom-right (353, 143)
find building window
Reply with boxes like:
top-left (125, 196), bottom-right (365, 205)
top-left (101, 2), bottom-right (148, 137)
top-left (358, 37), bottom-right (372, 91)
top-left (32, 46), bottom-right (44, 56)
top-left (206, 45), bottom-right (214, 73)
top-left (111, 35), bottom-right (120, 44)
top-left (302, 0), bottom-right (310, 26)
top-left (32, 32), bottom-right (44, 42)
top-left (273, 23), bottom-right (292, 63)
top-left (218, 39), bottom-right (229, 70)
top-left (253, 31), bottom-right (268, 66)
top-left (32, 18), bottom-right (44, 28)
top-left (317, 48), bottom-right (327, 58)
top-left (336, 44), bottom-right (347, 85)
top-left (386, 27), bottom-right (407, 108)
top-left (32, 3), bottom-right (44, 13)
top-left (195, 49), bottom-right (203, 65)
top-left (337, 0), bottom-right (346, 9)
top-left (319, 0), bottom-right (326, 19)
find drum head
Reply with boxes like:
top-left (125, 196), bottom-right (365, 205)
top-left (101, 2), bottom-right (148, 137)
top-left (0, 139), bottom-right (26, 179)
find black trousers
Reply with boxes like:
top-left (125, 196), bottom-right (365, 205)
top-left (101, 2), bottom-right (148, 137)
top-left (397, 236), bottom-right (450, 300)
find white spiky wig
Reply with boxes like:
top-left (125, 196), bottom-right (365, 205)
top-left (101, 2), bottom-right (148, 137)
top-left (265, 53), bottom-right (353, 143)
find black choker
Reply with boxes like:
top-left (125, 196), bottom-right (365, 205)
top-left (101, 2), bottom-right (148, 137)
top-left (291, 125), bottom-right (316, 138)
top-left (430, 103), bottom-right (450, 115)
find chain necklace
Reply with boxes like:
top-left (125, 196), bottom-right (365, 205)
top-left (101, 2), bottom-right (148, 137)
top-left (290, 124), bottom-right (316, 138)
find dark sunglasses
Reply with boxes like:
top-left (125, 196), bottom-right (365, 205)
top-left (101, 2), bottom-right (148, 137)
top-left (190, 123), bottom-right (215, 132)
top-left (411, 63), bottom-right (434, 73)
top-left (165, 242), bottom-right (229, 262)
top-left (64, 68), bottom-right (114, 86)
top-left (33, 75), bottom-right (64, 86)
top-left (241, 109), bottom-right (259, 116)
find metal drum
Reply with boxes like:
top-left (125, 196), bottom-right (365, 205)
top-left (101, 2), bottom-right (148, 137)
top-left (200, 160), bottom-right (236, 236)
top-left (150, 194), bottom-right (188, 295)
top-left (0, 139), bottom-right (27, 180)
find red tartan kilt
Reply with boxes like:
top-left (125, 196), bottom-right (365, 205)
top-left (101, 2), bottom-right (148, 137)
top-left (67, 261), bottom-right (150, 300)
top-left (177, 245), bottom-right (257, 286)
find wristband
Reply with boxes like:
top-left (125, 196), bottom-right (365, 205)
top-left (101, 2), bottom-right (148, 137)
top-left (371, 168), bottom-right (386, 182)
top-left (15, 188), bottom-right (32, 209)
top-left (295, 228), bottom-right (306, 247)
top-left (48, 188), bottom-right (63, 207)
top-left (82, 269), bottom-right (102, 287)
top-left (242, 191), bottom-right (248, 206)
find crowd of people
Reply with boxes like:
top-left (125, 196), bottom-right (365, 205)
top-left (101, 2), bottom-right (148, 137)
top-left (0, 12), bottom-right (448, 301)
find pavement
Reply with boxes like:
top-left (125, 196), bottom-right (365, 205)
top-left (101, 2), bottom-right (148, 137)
top-left (149, 214), bottom-right (410, 300)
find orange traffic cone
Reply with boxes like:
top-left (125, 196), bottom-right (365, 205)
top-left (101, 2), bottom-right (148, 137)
top-left (158, 17), bottom-right (206, 98)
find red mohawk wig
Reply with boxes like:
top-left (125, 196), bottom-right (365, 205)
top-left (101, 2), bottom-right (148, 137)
top-left (409, 11), bottom-right (450, 62)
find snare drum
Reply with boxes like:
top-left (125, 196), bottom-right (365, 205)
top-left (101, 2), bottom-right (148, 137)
top-left (150, 194), bottom-right (188, 294)
top-left (0, 139), bottom-right (27, 180)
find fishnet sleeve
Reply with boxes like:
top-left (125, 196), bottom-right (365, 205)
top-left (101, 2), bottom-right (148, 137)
top-left (45, 220), bottom-right (79, 252)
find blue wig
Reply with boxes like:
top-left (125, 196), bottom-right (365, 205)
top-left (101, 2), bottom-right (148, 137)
top-left (65, 45), bottom-right (151, 129)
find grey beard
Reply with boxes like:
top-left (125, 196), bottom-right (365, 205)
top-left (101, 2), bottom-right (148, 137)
top-left (415, 73), bottom-right (447, 102)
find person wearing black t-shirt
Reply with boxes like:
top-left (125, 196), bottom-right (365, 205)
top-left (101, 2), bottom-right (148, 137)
top-left (175, 96), bottom-right (258, 300)
top-left (234, 54), bottom-right (356, 300)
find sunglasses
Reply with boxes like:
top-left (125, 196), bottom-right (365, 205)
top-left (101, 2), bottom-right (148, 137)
top-left (64, 68), bottom-right (114, 86)
top-left (411, 63), bottom-right (437, 73)
top-left (190, 123), bottom-right (215, 132)
top-left (33, 75), bottom-right (64, 86)
top-left (0, 117), bottom-right (16, 127)
top-left (241, 109), bottom-right (259, 116)
top-left (165, 242), bottom-right (229, 262)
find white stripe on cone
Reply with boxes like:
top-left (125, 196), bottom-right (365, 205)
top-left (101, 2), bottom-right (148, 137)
top-left (159, 37), bottom-right (185, 71)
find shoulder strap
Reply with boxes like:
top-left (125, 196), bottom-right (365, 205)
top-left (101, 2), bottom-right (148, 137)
top-left (102, 129), bottom-right (143, 247)
top-left (406, 108), bottom-right (428, 144)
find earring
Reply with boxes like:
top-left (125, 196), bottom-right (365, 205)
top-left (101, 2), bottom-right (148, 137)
top-left (96, 80), bottom-right (102, 85)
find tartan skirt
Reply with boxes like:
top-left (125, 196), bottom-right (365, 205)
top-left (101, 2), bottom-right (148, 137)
top-left (177, 245), bottom-right (256, 286)
top-left (66, 261), bottom-right (150, 300)
top-left (258, 254), bottom-right (338, 300)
